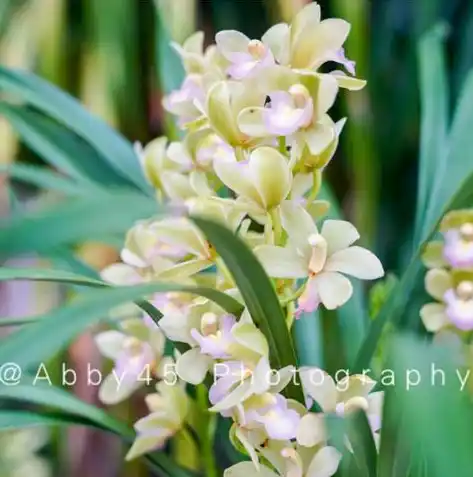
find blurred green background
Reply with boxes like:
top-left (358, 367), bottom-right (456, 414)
top-left (1, 0), bottom-right (473, 475)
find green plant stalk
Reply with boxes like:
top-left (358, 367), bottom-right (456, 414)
top-left (332, 0), bottom-right (378, 247)
top-left (196, 385), bottom-right (218, 477)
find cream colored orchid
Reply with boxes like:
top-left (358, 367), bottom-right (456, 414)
top-left (162, 74), bottom-right (205, 127)
top-left (255, 204), bottom-right (384, 312)
top-left (126, 381), bottom-right (189, 460)
top-left (261, 2), bottom-right (365, 92)
top-left (205, 80), bottom-right (265, 147)
top-left (95, 319), bottom-right (166, 405)
top-left (238, 71), bottom-right (339, 159)
top-left (0, 429), bottom-right (51, 477)
top-left (224, 445), bottom-right (341, 477)
top-left (185, 195), bottom-right (246, 232)
top-left (299, 369), bottom-right (383, 438)
top-left (420, 269), bottom-right (473, 332)
top-left (171, 31), bottom-right (226, 76)
top-left (216, 30), bottom-right (275, 79)
top-left (140, 216), bottom-right (216, 279)
top-left (213, 146), bottom-right (292, 222)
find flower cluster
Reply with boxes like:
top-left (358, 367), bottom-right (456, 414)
top-left (96, 3), bottom-right (385, 475)
top-left (421, 210), bottom-right (473, 334)
top-left (0, 429), bottom-right (51, 477)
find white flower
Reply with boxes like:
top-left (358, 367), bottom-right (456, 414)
top-left (213, 146), bottom-right (292, 221)
top-left (126, 381), bottom-right (189, 460)
top-left (298, 369), bottom-right (383, 438)
top-left (254, 204), bottom-right (384, 312)
top-left (216, 31), bottom-right (275, 79)
top-left (95, 321), bottom-right (165, 405)
top-left (224, 445), bottom-right (341, 477)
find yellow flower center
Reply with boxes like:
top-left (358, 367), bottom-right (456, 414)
top-left (457, 281), bottom-right (473, 301)
top-left (201, 312), bottom-right (219, 335)
top-left (124, 337), bottom-right (143, 357)
top-left (289, 84), bottom-right (311, 109)
top-left (247, 39), bottom-right (266, 59)
top-left (308, 233), bottom-right (328, 274)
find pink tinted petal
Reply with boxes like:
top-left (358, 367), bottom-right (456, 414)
top-left (114, 343), bottom-right (154, 385)
top-left (444, 290), bottom-right (473, 331)
top-left (255, 395), bottom-right (301, 440)
top-left (443, 230), bottom-right (473, 268)
top-left (296, 279), bottom-right (320, 318)
top-left (330, 48), bottom-right (356, 76)
top-left (209, 361), bottom-right (245, 404)
top-left (263, 91), bottom-right (311, 136)
top-left (190, 328), bottom-right (234, 359)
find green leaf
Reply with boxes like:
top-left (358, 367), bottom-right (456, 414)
top-left (414, 24), bottom-right (449, 246)
top-left (0, 190), bottom-right (159, 256)
top-left (0, 66), bottom-right (151, 193)
top-left (383, 334), bottom-right (473, 476)
top-left (0, 384), bottom-right (130, 436)
top-left (191, 216), bottom-right (303, 403)
top-left (1, 163), bottom-right (93, 196)
top-left (0, 103), bottom-right (128, 188)
top-left (0, 267), bottom-right (105, 287)
top-left (0, 280), bottom-right (242, 370)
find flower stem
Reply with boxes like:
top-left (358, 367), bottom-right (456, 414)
top-left (196, 385), bottom-right (218, 477)
top-left (280, 282), bottom-right (307, 306)
top-left (306, 169), bottom-right (322, 203)
top-left (278, 136), bottom-right (287, 155)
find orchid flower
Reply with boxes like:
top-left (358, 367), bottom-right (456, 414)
top-left (126, 381), bottom-right (189, 460)
top-left (420, 269), bottom-right (473, 332)
top-left (216, 30), bottom-right (275, 79)
top-left (255, 204), bottom-right (384, 313)
top-left (224, 445), bottom-right (341, 477)
top-left (95, 320), bottom-right (166, 405)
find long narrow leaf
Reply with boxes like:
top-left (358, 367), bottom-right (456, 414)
top-left (0, 103), bottom-right (129, 187)
top-left (413, 24), bottom-right (449, 247)
top-left (0, 67), bottom-right (151, 193)
top-left (191, 216), bottom-right (303, 402)
top-left (0, 190), bottom-right (160, 256)
top-left (1, 163), bottom-right (92, 196)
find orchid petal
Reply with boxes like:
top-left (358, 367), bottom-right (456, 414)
top-left (315, 272), bottom-right (353, 309)
top-left (420, 303), bottom-right (448, 332)
top-left (254, 245), bottom-right (307, 278)
top-left (425, 268), bottom-right (453, 301)
top-left (325, 246), bottom-right (384, 279)
top-left (321, 220), bottom-right (360, 255)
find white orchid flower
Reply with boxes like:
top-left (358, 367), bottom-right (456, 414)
top-left (261, 2), bottom-right (365, 92)
top-left (213, 146), bottom-right (292, 222)
top-left (420, 269), bottom-right (473, 332)
top-left (216, 30), bottom-right (275, 79)
top-left (145, 217), bottom-right (216, 279)
top-left (254, 204), bottom-right (384, 313)
top-left (126, 381), bottom-right (189, 460)
top-left (95, 321), bottom-right (165, 405)
top-left (299, 369), bottom-right (383, 437)
top-left (238, 70), bottom-right (340, 159)
top-left (224, 445), bottom-right (341, 477)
